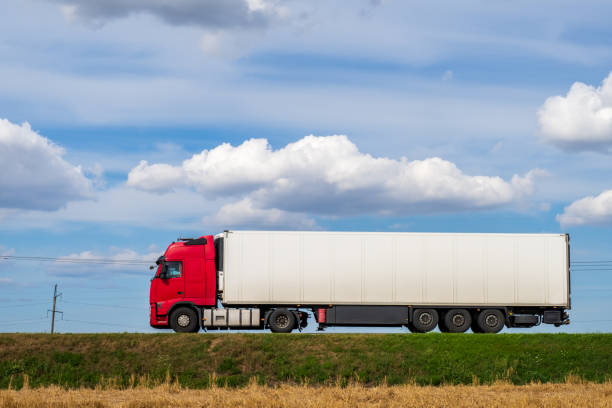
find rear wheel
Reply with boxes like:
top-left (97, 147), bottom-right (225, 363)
top-left (170, 307), bottom-right (199, 333)
top-left (268, 309), bottom-right (296, 333)
top-left (444, 309), bottom-right (471, 333)
top-left (476, 309), bottom-right (505, 333)
top-left (411, 309), bottom-right (438, 333)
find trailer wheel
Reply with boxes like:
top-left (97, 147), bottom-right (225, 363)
top-left (411, 309), bottom-right (438, 333)
top-left (444, 309), bottom-right (471, 333)
top-left (476, 309), bottom-right (504, 333)
top-left (268, 309), bottom-right (296, 333)
top-left (170, 307), bottom-right (199, 333)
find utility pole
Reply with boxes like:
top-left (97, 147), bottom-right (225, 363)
top-left (48, 284), bottom-right (63, 334)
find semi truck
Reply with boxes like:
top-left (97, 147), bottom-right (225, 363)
top-left (149, 231), bottom-right (571, 333)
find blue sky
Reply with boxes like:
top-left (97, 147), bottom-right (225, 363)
top-left (1, 0), bottom-right (612, 333)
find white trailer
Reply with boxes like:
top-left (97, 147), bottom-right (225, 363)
top-left (214, 231), bottom-right (570, 333)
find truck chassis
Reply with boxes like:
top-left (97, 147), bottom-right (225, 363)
top-left (160, 303), bottom-right (569, 334)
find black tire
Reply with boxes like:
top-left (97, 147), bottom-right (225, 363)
top-left (444, 309), bottom-right (471, 333)
top-left (268, 309), bottom-right (296, 333)
top-left (411, 309), bottom-right (438, 333)
top-left (170, 307), bottom-right (199, 333)
top-left (476, 309), bottom-right (505, 333)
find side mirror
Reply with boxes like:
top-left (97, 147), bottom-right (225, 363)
top-left (149, 265), bottom-right (155, 270)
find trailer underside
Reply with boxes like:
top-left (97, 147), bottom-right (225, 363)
top-left (156, 302), bottom-right (569, 333)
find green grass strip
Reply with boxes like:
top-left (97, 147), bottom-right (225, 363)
top-left (0, 333), bottom-right (611, 388)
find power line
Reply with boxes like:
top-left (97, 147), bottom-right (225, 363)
top-left (0, 302), bottom-right (51, 309)
top-left (61, 300), bottom-right (143, 311)
top-left (570, 264), bottom-right (612, 269)
top-left (572, 266), bottom-right (612, 268)
top-left (574, 289), bottom-right (612, 292)
top-left (0, 317), bottom-right (149, 330)
top-left (571, 267), bottom-right (612, 269)
top-left (0, 256), bottom-right (153, 265)
top-left (572, 265), bottom-right (612, 267)
top-left (0, 317), bottom-right (49, 325)
top-left (568, 319), bottom-right (612, 323)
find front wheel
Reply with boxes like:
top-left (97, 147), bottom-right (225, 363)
top-left (170, 307), bottom-right (199, 333)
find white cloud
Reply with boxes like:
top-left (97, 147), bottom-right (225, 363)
top-left (0, 185), bottom-right (216, 230)
top-left (51, 0), bottom-right (286, 29)
top-left (84, 162), bottom-right (105, 189)
top-left (59, 4), bottom-right (78, 22)
top-left (0, 118), bottom-right (92, 210)
top-left (51, 247), bottom-right (161, 277)
top-left (0, 183), bottom-right (315, 231)
top-left (489, 141), bottom-right (504, 153)
top-left (128, 135), bottom-right (541, 217)
top-left (0, 246), bottom-right (15, 256)
top-left (204, 197), bottom-right (316, 229)
top-left (538, 71), bottom-right (612, 152)
top-left (128, 161), bottom-right (184, 193)
top-left (200, 32), bottom-right (225, 56)
top-left (198, 31), bottom-right (254, 59)
top-left (557, 189), bottom-right (612, 227)
top-left (59, 248), bottom-right (158, 264)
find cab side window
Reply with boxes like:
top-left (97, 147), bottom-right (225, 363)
top-left (163, 261), bottom-right (182, 278)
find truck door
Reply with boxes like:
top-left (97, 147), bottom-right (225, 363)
top-left (155, 261), bottom-right (185, 303)
top-left (184, 258), bottom-right (205, 300)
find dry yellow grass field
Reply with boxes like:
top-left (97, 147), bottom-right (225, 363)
top-left (1, 380), bottom-right (611, 408)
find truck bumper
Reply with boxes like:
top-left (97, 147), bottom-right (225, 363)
top-left (150, 304), bottom-right (169, 328)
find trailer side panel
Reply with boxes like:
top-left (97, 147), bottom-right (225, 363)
top-left (221, 231), bottom-right (569, 308)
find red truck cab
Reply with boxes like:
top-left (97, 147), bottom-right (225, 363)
top-left (149, 236), bottom-right (216, 329)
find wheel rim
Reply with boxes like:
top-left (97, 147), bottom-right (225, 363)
top-left (419, 312), bottom-right (432, 326)
top-left (485, 314), bottom-right (499, 327)
top-left (275, 314), bottom-right (290, 329)
top-left (451, 313), bottom-right (465, 327)
top-left (177, 314), bottom-right (191, 327)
